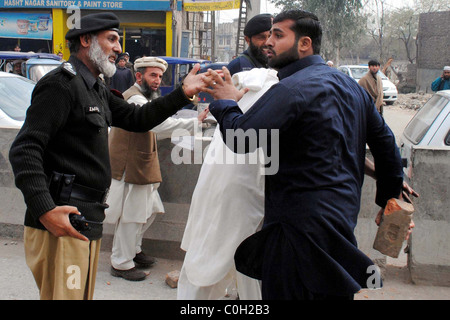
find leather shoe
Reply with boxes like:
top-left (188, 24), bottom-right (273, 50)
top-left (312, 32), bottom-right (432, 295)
top-left (110, 266), bottom-right (147, 281)
top-left (133, 251), bottom-right (157, 268)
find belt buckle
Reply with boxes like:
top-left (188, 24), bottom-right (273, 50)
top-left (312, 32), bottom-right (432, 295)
top-left (102, 188), bottom-right (110, 204)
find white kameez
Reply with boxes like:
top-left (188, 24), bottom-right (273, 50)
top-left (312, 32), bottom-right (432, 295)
top-left (105, 89), bottom-right (198, 270)
top-left (178, 68), bottom-right (279, 300)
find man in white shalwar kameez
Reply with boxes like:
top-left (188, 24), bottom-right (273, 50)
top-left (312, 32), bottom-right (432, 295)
top-left (106, 57), bottom-right (208, 281)
top-left (178, 68), bottom-right (279, 299)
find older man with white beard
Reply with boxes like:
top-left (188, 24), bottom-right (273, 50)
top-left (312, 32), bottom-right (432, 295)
top-left (9, 13), bottom-right (210, 300)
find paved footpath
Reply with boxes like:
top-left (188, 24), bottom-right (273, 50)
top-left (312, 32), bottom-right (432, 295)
top-left (1, 237), bottom-right (450, 301)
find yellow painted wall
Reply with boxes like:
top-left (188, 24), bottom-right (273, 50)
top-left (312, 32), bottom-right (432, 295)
top-left (52, 9), bottom-right (69, 60)
top-left (166, 11), bottom-right (172, 57)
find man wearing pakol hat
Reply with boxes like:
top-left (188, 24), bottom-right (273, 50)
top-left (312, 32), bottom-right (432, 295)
top-left (106, 57), bottom-right (209, 281)
top-left (431, 66), bottom-right (450, 92)
top-left (9, 12), bottom-right (210, 300)
top-left (227, 13), bottom-right (273, 76)
top-left (110, 53), bottom-right (134, 93)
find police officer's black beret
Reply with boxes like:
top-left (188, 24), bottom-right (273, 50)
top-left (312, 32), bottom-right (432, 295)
top-left (244, 14), bottom-right (273, 38)
top-left (65, 12), bottom-right (120, 40)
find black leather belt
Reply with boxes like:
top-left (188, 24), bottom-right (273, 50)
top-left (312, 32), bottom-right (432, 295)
top-left (49, 172), bottom-right (109, 205)
top-left (70, 183), bottom-right (109, 204)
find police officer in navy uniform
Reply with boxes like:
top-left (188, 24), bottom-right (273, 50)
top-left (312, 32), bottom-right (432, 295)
top-left (9, 12), bottom-right (209, 300)
top-left (227, 14), bottom-right (273, 76)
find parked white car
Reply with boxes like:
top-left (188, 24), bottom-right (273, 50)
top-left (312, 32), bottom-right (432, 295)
top-left (399, 90), bottom-right (450, 178)
top-left (337, 65), bottom-right (398, 105)
top-left (0, 72), bottom-right (35, 129)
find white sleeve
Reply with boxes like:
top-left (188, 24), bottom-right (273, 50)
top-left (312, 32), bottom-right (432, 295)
top-left (152, 117), bottom-right (198, 140)
top-left (127, 94), bottom-right (147, 106)
top-left (126, 93), bottom-right (198, 139)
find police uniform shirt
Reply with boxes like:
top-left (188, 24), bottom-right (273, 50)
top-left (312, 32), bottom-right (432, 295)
top-left (227, 49), bottom-right (268, 76)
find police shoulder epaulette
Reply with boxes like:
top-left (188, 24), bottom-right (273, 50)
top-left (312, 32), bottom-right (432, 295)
top-left (61, 62), bottom-right (77, 77)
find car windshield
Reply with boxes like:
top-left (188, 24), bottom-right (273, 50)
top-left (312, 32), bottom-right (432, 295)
top-left (347, 67), bottom-right (389, 80)
top-left (0, 76), bottom-right (34, 121)
top-left (161, 64), bottom-right (173, 88)
top-left (161, 64), bottom-right (193, 87)
top-left (28, 65), bottom-right (59, 82)
top-left (350, 67), bottom-right (368, 79)
top-left (378, 71), bottom-right (388, 80)
top-left (403, 94), bottom-right (449, 144)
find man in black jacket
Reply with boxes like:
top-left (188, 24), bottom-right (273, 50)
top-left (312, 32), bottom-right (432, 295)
top-left (110, 53), bottom-right (134, 93)
top-left (9, 12), bottom-right (209, 300)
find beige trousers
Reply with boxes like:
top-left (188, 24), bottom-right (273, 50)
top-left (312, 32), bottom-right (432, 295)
top-left (24, 226), bottom-right (101, 300)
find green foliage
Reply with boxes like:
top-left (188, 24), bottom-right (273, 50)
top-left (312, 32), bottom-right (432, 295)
top-left (269, 0), bottom-right (366, 63)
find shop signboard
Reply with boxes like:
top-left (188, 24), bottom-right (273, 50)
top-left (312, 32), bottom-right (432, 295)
top-left (0, 0), bottom-right (181, 11)
top-left (184, 0), bottom-right (240, 12)
top-left (0, 12), bottom-right (52, 40)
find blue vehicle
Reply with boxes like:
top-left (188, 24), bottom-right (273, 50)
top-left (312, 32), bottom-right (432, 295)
top-left (0, 51), bottom-right (62, 82)
top-left (197, 62), bottom-right (228, 105)
top-left (24, 56), bottom-right (62, 82)
top-left (157, 56), bottom-right (205, 96)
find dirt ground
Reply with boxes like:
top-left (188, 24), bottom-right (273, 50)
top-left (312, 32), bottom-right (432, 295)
top-left (393, 92), bottom-right (433, 110)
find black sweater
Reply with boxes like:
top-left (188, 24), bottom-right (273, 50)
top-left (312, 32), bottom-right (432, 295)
top-left (9, 56), bottom-right (190, 240)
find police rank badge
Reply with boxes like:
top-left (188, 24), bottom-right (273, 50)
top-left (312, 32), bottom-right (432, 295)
top-left (62, 62), bottom-right (76, 77)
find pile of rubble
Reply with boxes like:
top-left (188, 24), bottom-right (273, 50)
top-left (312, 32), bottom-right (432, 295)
top-left (394, 92), bottom-right (433, 110)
